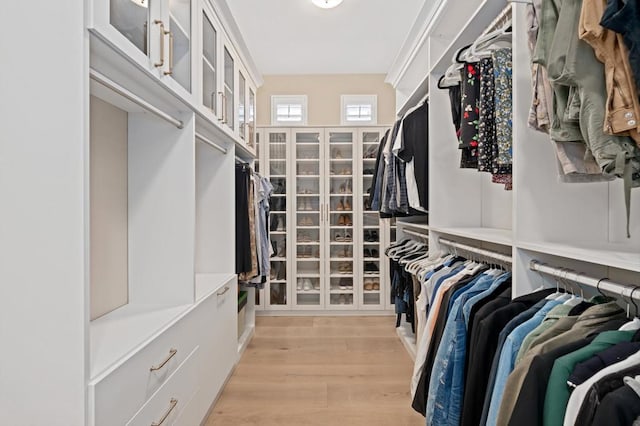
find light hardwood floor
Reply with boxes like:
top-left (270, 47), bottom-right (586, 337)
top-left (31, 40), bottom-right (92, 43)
top-left (205, 316), bottom-right (423, 426)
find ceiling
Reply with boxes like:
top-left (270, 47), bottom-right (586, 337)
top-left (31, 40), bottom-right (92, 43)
top-left (226, 0), bottom-right (425, 75)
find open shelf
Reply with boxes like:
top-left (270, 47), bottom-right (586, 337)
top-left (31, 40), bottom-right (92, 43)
top-left (430, 226), bottom-right (513, 246)
top-left (516, 241), bottom-right (640, 273)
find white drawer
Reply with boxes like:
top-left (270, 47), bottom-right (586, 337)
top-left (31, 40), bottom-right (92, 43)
top-left (92, 309), bottom-right (200, 426)
top-left (127, 346), bottom-right (200, 426)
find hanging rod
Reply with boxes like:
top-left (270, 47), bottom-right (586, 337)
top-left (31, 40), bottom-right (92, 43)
top-left (529, 261), bottom-right (640, 301)
top-left (404, 229), bottom-right (429, 240)
top-left (89, 68), bottom-right (184, 129)
top-left (481, 4), bottom-right (513, 37)
top-left (439, 238), bottom-right (513, 264)
top-left (195, 132), bottom-right (228, 154)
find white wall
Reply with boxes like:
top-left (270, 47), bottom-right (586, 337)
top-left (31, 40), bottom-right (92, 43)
top-left (0, 0), bottom-right (88, 424)
top-left (90, 96), bottom-right (129, 320)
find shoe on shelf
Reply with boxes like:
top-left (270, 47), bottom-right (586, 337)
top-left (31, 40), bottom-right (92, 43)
top-left (335, 232), bottom-right (344, 242)
top-left (345, 216), bottom-right (353, 226)
top-left (306, 200), bottom-right (313, 211)
top-left (337, 215), bottom-right (346, 226)
top-left (338, 294), bottom-right (347, 305)
top-left (313, 280), bottom-right (321, 290)
top-left (338, 183), bottom-right (346, 194)
top-left (344, 199), bottom-right (352, 211)
top-left (372, 280), bottom-right (380, 291)
top-left (297, 279), bottom-right (304, 291)
top-left (303, 279), bottom-right (314, 291)
top-left (372, 249), bottom-right (379, 258)
top-left (344, 232), bottom-right (352, 242)
top-left (364, 279), bottom-right (373, 291)
top-left (364, 230), bottom-right (371, 242)
top-left (364, 262), bottom-right (379, 273)
top-left (277, 217), bottom-right (285, 231)
top-left (336, 200), bottom-right (345, 211)
top-left (277, 244), bottom-right (286, 258)
top-left (364, 248), bottom-right (372, 258)
top-left (371, 230), bottom-right (379, 241)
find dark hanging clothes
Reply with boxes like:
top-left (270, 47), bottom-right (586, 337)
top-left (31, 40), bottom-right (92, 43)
top-left (397, 102), bottom-right (430, 211)
top-left (459, 62), bottom-right (481, 169)
top-left (235, 164), bottom-right (252, 274)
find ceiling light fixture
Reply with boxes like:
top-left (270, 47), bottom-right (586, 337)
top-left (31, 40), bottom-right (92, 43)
top-left (312, 0), bottom-right (343, 9)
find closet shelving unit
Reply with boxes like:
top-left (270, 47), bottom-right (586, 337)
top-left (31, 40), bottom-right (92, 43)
top-left (388, 0), bottom-right (640, 357)
top-left (5, 0), bottom-right (264, 422)
top-left (256, 126), bottom-right (393, 313)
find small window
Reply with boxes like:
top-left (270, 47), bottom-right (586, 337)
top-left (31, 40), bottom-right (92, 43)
top-left (341, 95), bottom-right (377, 125)
top-left (271, 95), bottom-right (308, 125)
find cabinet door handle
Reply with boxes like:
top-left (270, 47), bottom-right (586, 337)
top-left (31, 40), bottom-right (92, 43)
top-left (218, 92), bottom-right (227, 123)
top-left (153, 20), bottom-right (165, 68)
top-left (151, 398), bottom-right (178, 426)
top-left (217, 286), bottom-right (230, 296)
top-left (149, 348), bottom-right (177, 372)
top-left (164, 31), bottom-right (174, 76)
top-left (210, 92), bottom-right (216, 113)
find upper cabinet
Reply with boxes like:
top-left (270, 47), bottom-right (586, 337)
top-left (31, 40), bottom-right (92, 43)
top-left (89, 0), bottom-right (262, 156)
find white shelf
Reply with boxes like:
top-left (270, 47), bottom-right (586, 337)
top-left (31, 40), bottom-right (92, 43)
top-left (297, 175), bottom-right (321, 178)
top-left (363, 290), bottom-right (382, 294)
top-left (297, 226), bottom-right (320, 229)
top-left (90, 303), bottom-right (191, 379)
top-left (295, 289), bottom-right (321, 294)
top-left (430, 227), bottom-right (513, 246)
top-left (397, 221), bottom-right (430, 232)
top-left (297, 273), bottom-right (321, 278)
top-left (296, 257), bottom-right (320, 261)
top-left (516, 241), bottom-right (640, 273)
top-left (330, 210), bottom-right (353, 214)
top-left (330, 257), bottom-right (354, 261)
top-left (297, 242), bottom-right (320, 245)
top-left (270, 257), bottom-right (287, 261)
top-left (296, 159), bottom-right (320, 162)
top-left (330, 289), bottom-right (355, 294)
top-left (330, 274), bottom-right (354, 278)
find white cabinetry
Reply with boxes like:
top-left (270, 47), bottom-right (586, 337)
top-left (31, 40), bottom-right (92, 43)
top-left (1, 0), bottom-right (260, 424)
top-left (257, 126), bottom-right (393, 313)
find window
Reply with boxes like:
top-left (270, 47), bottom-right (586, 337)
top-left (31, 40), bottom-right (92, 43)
top-left (341, 95), bottom-right (377, 125)
top-left (271, 95), bottom-right (308, 125)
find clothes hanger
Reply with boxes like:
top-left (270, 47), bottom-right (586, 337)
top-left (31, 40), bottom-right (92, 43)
top-left (469, 25), bottom-right (513, 59)
top-left (619, 287), bottom-right (640, 330)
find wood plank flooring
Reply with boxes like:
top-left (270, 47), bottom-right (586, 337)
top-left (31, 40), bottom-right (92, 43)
top-left (205, 316), bottom-right (423, 426)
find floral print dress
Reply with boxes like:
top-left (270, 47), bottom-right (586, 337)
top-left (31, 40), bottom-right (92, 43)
top-left (459, 62), bottom-right (481, 169)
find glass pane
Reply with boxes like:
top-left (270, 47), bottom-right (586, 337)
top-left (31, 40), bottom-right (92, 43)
top-left (224, 48), bottom-right (234, 129)
top-left (168, 0), bottom-right (191, 91)
top-left (239, 72), bottom-right (246, 139)
top-left (110, 0), bottom-right (150, 54)
top-left (202, 61), bottom-right (216, 110)
top-left (202, 14), bottom-right (216, 65)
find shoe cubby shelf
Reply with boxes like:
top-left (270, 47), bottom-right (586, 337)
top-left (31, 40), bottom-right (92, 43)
top-left (256, 127), bottom-right (394, 312)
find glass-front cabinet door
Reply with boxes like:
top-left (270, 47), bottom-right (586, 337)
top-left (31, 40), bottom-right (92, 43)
top-left (248, 88), bottom-right (256, 150)
top-left (108, 0), bottom-right (152, 56)
top-left (325, 130), bottom-right (356, 309)
top-left (166, 0), bottom-right (191, 92)
top-left (223, 46), bottom-right (235, 131)
top-left (238, 71), bottom-right (246, 141)
top-left (359, 129), bottom-right (384, 309)
top-left (201, 8), bottom-right (218, 117)
top-left (293, 130), bottom-right (325, 309)
top-left (266, 129), bottom-right (291, 309)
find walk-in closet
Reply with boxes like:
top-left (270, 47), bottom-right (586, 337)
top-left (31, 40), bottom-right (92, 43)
top-left (3, 0), bottom-right (640, 424)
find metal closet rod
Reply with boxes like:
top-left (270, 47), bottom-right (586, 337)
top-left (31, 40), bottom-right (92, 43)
top-left (439, 238), bottom-right (513, 264)
top-left (481, 4), bottom-right (513, 37)
top-left (195, 132), bottom-right (228, 154)
top-left (89, 68), bottom-right (184, 129)
top-left (529, 261), bottom-right (640, 301)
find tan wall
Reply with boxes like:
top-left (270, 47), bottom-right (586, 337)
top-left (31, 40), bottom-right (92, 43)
top-left (90, 96), bottom-right (129, 320)
top-left (257, 74), bottom-right (396, 126)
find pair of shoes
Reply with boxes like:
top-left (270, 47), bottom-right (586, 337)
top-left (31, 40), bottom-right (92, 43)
top-left (364, 230), bottom-right (379, 242)
top-left (364, 262), bottom-right (379, 273)
top-left (337, 247), bottom-right (352, 258)
top-left (298, 232), bottom-right (313, 243)
top-left (270, 262), bottom-right (286, 281)
top-left (338, 263), bottom-right (352, 273)
top-left (297, 200), bottom-right (314, 211)
top-left (363, 279), bottom-right (380, 291)
top-left (334, 231), bottom-right (352, 242)
top-left (337, 278), bottom-right (352, 290)
top-left (337, 214), bottom-right (353, 226)
top-left (364, 248), bottom-right (379, 258)
top-left (297, 278), bottom-right (314, 291)
top-left (272, 241), bottom-right (286, 258)
top-left (299, 217), bottom-right (314, 226)
top-left (363, 168), bottom-right (375, 175)
top-left (332, 148), bottom-right (343, 159)
top-left (336, 199), bottom-right (352, 211)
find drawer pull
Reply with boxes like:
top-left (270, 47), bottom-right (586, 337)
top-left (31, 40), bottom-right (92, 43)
top-left (149, 348), bottom-right (177, 372)
top-left (151, 398), bottom-right (178, 426)
top-left (217, 286), bottom-right (230, 296)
